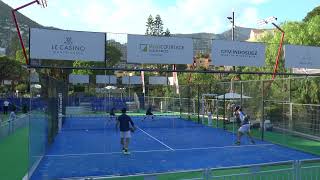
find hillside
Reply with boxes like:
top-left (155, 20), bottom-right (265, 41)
top-left (175, 26), bottom-right (253, 41)
top-left (0, 0), bottom-right (42, 55)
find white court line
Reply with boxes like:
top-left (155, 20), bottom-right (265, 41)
top-left (46, 149), bottom-right (171, 157)
top-left (174, 143), bottom-right (274, 151)
top-left (22, 155), bottom-right (44, 180)
top-left (137, 126), bottom-right (174, 151)
top-left (45, 144), bottom-right (274, 158)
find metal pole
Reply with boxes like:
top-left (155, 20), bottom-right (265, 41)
top-left (12, 11), bottom-right (29, 64)
top-left (271, 22), bottom-right (285, 80)
top-left (261, 81), bottom-right (265, 141)
top-left (11, 0), bottom-right (40, 65)
top-left (232, 10), bottom-right (235, 41)
top-left (240, 81), bottom-right (243, 107)
top-left (197, 84), bottom-right (200, 123)
top-left (223, 93), bottom-right (226, 130)
top-left (232, 10), bottom-right (235, 72)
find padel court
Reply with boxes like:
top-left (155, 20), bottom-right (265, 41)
top-left (30, 115), bottom-right (319, 179)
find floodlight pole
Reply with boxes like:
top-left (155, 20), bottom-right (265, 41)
top-left (232, 11), bottom-right (235, 41)
top-left (271, 23), bottom-right (285, 80)
top-left (227, 10), bottom-right (236, 92)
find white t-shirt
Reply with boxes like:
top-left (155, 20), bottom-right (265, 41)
top-left (239, 111), bottom-right (249, 125)
top-left (4, 101), bottom-right (9, 106)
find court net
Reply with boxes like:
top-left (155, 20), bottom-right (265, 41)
top-left (61, 115), bottom-right (204, 131)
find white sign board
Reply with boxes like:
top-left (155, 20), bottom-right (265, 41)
top-left (292, 68), bottom-right (320, 74)
top-left (168, 77), bottom-right (174, 86)
top-left (122, 76), bottom-right (142, 85)
top-left (149, 76), bottom-right (168, 85)
top-left (285, 45), bottom-right (320, 68)
top-left (69, 74), bottom-right (89, 84)
top-left (127, 34), bottom-right (193, 64)
top-left (3, 80), bottom-right (12, 85)
top-left (30, 28), bottom-right (105, 61)
top-left (96, 75), bottom-right (117, 84)
top-left (212, 40), bottom-right (265, 67)
top-left (30, 72), bottom-right (39, 83)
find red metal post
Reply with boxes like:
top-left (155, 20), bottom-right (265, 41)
top-left (11, 0), bottom-right (40, 65)
top-left (13, 0), bottom-right (39, 11)
top-left (271, 23), bottom-right (285, 80)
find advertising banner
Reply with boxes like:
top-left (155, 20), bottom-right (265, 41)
top-left (285, 45), bottom-right (320, 68)
top-left (69, 74), bottom-right (89, 84)
top-left (148, 76), bottom-right (168, 85)
top-left (30, 28), bottom-right (105, 61)
top-left (122, 76), bottom-right (142, 84)
top-left (127, 34), bottom-right (193, 64)
top-left (212, 40), bottom-right (265, 67)
top-left (96, 75), bottom-right (117, 84)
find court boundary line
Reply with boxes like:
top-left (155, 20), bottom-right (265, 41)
top-left (22, 155), bottom-right (44, 180)
top-left (45, 143), bottom-right (274, 157)
top-left (137, 126), bottom-right (175, 151)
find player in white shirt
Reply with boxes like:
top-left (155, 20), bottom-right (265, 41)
top-left (3, 100), bottom-right (9, 114)
top-left (234, 106), bottom-right (255, 145)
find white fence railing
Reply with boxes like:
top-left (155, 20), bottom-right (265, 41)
top-left (0, 114), bottom-right (28, 140)
top-left (59, 159), bottom-right (320, 180)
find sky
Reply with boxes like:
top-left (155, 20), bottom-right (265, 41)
top-left (3, 0), bottom-right (319, 34)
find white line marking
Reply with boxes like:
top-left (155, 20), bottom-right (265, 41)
top-left (22, 155), bottom-right (44, 180)
top-left (45, 144), bottom-right (274, 157)
top-left (46, 149), bottom-right (171, 157)
top-left (137, 126), bottom-right (174, 151)
top-left (174, 143), bottom-right (274, 151)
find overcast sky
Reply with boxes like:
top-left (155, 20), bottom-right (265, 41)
top-left (3, 0), bottom-right (319, 34)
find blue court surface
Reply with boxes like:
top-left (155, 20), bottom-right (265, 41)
top-left (31, 116), bottom-right (319, 179)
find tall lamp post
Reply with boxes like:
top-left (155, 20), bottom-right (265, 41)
top-left (227, 9), bottom-right (235, 41)
top-left (258, 16), bottom-right (285, 80)
top-left (227, 9), bottom-right (236, 92)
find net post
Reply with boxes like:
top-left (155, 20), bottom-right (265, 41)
top-left (261, 80), bottom-right (265, 141)
top-left (179, 87), bottom-right (182, 118)
top-left (215, 97), bottom-right (218, 128)
top-left (223, 88), bottom-right (226, 130)
top-left (240, 81), bottom-right (243, 107)
top-left (197, 84), bottom-right (200, 123)
top-left (187, 85), bottom-right (191, 119)
top-left (201, 94), bottom-right (204, 124)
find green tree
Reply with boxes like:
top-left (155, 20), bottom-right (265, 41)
top-left (106, 44), bottom-right (123, 67)
top-left (16, 48), bottom-right (28, 64)
top-left (145, 14), bottom-right (170, 36)
top-left (71, 43), bottom-right (122, 75)
top-left (72, 60), bottom-right (93, 75)
top-left (0, 56), bottom-right (27, 82)
top-left (303, 6), bottom-right (320, 22)
top-left (7, 34), bottom-right (20, 59)
top-left (146, 15), bottom-right (154, 35)
top-left (246, 16), bottom-right (320, 104)
top-left (163, 28), bottom-right (171, 36)
top-left (154, 15), bottom-right (164, 36)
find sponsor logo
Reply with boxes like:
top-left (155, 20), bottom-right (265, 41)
top-left (51, 37), bottom-right (86, 56)
top-left (298, 52), bottom-right (313, 66)
top-left (139, 43), bottom-right (184, 55)
top-left (299, 55), bottom-right (313, 66)
top-left (220, 49), bottom-right (258, 58)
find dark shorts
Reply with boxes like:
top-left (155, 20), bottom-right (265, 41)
top-left (146, 112), bottom-right (153, 115)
